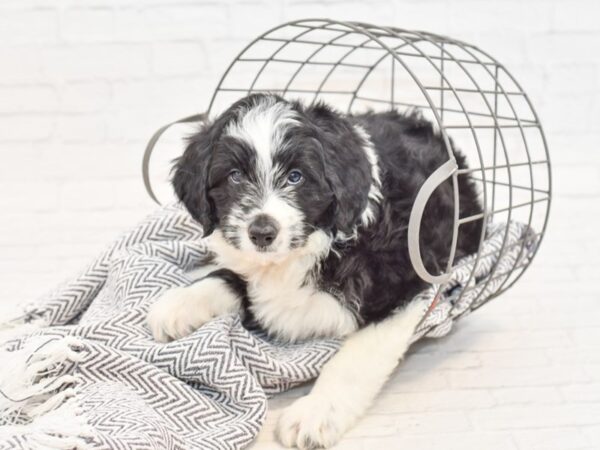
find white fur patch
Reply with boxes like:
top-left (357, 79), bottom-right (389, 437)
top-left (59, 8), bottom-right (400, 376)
top-left (248, 285), bottom-right (357, 343)
top-left (147, 277), bottom-right (242, 342)
top-left (209, 229), bottom-right (357, 342)
top-left (225, 95), bottom-right (299, 182)
top-left (276, 300), bottom-right (426, 448)
top-left (352, 124), bottom-right (382, 227)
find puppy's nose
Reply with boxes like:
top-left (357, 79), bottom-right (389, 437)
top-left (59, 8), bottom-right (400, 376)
top-left (248, 215), bottom-right (280, 248)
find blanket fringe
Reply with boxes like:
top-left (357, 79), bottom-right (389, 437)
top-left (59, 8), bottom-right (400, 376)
top-left (0, 398), bottom-right (95, 450)
top-left (0, 336), bottom-right (85, 425)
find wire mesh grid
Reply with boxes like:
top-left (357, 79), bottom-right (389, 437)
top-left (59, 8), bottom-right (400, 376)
top-left (208, 18), bottom-right (551, 316)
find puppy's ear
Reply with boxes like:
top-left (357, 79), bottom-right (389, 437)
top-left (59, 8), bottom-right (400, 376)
top-left (324, 160), bottom-right (371, 235)
top-left (305, 103), bottom-right (374, 235)
top-left (172, 124), bottom-right (218, 237)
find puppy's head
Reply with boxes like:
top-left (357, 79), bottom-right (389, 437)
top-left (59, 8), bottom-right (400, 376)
top-left (173, 94), bottom-right (379, 261)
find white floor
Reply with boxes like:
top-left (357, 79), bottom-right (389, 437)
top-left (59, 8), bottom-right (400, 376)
top-left (0, 195), bottom-right (598, 450)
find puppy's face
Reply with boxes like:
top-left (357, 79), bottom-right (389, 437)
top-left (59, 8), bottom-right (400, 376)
top-left (173, 94), bottom-right (376, 261)
top-left (209, 105), bottom-right (335, 258)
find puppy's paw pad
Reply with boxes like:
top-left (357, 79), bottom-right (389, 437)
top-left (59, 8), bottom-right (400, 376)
top-left (147, 287), bottom-right (212, 342)
top-left (276, 395), bottom-right (347, 449)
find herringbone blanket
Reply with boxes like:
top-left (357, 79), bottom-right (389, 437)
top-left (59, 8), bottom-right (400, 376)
top-left (0, 204), bottom-right (537, 449)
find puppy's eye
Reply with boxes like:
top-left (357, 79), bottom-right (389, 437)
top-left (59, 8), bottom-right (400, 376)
top-left (286, 170), bottom-right (303, 186)
top-left (229, 169), bottom-right (243, 184)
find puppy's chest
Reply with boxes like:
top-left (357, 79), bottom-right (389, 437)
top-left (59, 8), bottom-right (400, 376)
top-left (245, 263), bottom-right (316, 315)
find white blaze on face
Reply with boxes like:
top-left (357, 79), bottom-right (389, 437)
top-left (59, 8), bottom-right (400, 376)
top-left (224, 96), bottom-right (304, 255)
top-left (226, 96), bottom-right (299, 178)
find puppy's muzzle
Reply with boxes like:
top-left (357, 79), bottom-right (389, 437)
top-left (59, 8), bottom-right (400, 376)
top-left (248, 214), bottom-right (280, 248)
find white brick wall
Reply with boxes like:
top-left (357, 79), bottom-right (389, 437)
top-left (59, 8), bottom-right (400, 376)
top-left (1, 1), bottom-right (599, 448)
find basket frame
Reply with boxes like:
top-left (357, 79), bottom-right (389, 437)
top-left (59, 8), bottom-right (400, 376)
top-left (145, 18), bottom-right (552, 326)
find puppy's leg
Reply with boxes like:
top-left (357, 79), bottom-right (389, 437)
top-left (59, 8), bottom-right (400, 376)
top-left (276, 299), bottom-right (426, 449)
top-left (147, 269), bottom-right (246, 342)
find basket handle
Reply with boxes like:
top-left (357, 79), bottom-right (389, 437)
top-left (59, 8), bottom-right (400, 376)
top-left (407, 158), bottom-right (458, 285)
top-left (142, 112), bottom-right (209, 205)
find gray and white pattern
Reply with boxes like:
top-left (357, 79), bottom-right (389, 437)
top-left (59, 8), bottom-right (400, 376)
top-left (0, 204), bottom-right (536, 449)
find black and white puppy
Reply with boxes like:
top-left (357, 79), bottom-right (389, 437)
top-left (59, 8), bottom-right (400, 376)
top-left (147, 93), bottom-right (482, 448)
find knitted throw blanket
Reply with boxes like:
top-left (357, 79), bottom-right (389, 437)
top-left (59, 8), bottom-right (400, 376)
top-left (0, 204), bottom-right (537, 449)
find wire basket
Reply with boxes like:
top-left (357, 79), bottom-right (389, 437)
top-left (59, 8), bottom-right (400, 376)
top-left (145, 18), bottom-right (551, 317)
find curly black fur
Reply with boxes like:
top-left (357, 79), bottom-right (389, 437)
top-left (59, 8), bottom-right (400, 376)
top-left (320, 109), bottom-right (482, 323)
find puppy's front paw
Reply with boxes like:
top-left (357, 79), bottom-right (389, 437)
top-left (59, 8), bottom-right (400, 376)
top-left (276, 394), bottom-right (354, 449)
top-left (147, 287), bottom-right (212, 343)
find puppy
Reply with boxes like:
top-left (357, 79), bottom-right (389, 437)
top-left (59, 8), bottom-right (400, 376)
top-left (147, 93), bottom-right (482, 448)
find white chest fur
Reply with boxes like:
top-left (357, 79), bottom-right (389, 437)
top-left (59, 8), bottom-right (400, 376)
top-left (208, 230), bottom-right (358, 342)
